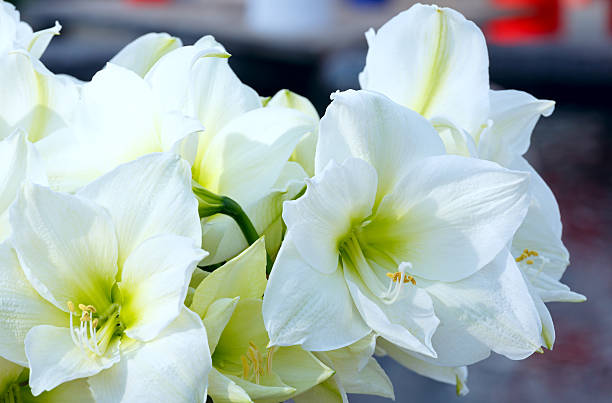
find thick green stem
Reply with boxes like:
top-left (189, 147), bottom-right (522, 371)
top-left (193, 183), bottom-right (273, 274)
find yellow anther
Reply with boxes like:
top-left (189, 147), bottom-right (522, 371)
top-left (531, 251), bottom-right (539, 256)
top-left (67, 301), bottom-right (75, 313)
top-left (240, 355), bottom-right (250, 379)
top-left (86, 305), bottom-right (97, 313)
top-left (81, 312), bottom-right (90, 322)
top-left (78, 304), bottom-right (88, 312)
top-left (92, 318), bottom-right (99, 328)
top-left (526, 260), bottom-right (534, 265)
top-left (386, 272), bottom-right (416, 285)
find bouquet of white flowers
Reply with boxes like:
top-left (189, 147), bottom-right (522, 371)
top-left (0, 2), bottom-right (585, 402)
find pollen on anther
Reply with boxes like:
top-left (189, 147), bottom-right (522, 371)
top-left (526, 260), bottom-right (534, 265)
top-left (67, 301), bottom-right (75, 313)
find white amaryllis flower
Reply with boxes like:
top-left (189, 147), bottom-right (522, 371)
top-left (0, 153), bottom-right (211, 401)
top-left (0, 51), bottom-right (78, 141)
top-left (358, 3), bottom-right (584, 351)
top-left (0, 0), bottom-right (61, 59)
top-left (145, 36), bottom-right (316, 263)
top-left (263, 89), bottom-right (542, 363)
top-left (0, 129), bottom-right (46, 242)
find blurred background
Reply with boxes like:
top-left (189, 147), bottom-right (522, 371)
top-left (10, 0), bottom-right (612, 402)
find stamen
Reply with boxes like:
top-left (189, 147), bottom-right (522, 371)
top-left (382, 263), bottom-right (416, 304)
top-left (241, 355), bottom-right (250, 379)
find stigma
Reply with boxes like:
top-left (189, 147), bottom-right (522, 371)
top-left (240, 342), bottom-right (277, 384)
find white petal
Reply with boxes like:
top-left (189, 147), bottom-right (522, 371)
top-left (186, 49), bottom-right (261, 169)
top-left (0, 243), bottom-right (67, 366)
top-left (201, 297), bottom-right (239, 353)
top-left (78, 153), bottom-right (201, 268)
top-left (263, 236), bottom-right (370, 351)
top-left (68, 63), bottom-right (163, 174)
top-left (207, 367), bottom-right (252, 403)
top-left (316, 89), bottom-right (444, 203)
top-left (88, 309), bottom-right (211, 403)
top-left (422, 250), bottom-right (542, 360)
top-left (196, 107), bottom-right (311, 206)
top-left (10, 183), bottom-right (118, 311)
top-left (267, 89), bottom-right (320, 176)
top-left (25, 378), bottom-right (95, 403)
top-left (0, 129), bottom-right (46, 241)
top-left (283, 158), bottom-right (377, 274)
top-left (191, 238), bottom-right (267, 316)
top-left (110, 33), bottom-right (182, 77)
top-left (120, 234), bottom-right (206, 341)
top-left (379, 338), bottom-right (469, 395)
top-left (343, 265), bottom-right (438, 357)
top-left (431, 117), bottom-right (478, 157)
top-left (367, 155), bottom-right (530, 281)
top-left (0, 52), bottom-right (78, 141)
top-left (359, 4), bottom-right (489, 134)
top-left (510, 157), bottom-right (569, 280)
top-left (25, 21), bottom-right (62, 60)
top-left (145, 41), bottom-right (230, 114)
top-left (293, 377), bottom-right (347, 403)
top-left (479, 90), bottom-right (554, 166)
top-left (26, 325), bottom-right (120, 396)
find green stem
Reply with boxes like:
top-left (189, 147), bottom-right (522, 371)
top-left (193, 183), bottom-right (273, 274)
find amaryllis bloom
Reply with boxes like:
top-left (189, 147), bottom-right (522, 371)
top-left (263, 89), bottom-right (542, 363)
top-left (358, 3), bottom-right (585, 352)
top-left (0, 154), bottom-right (211, 401)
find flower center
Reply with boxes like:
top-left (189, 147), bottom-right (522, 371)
top-left (239, 341), bottom-right (277, 384)
top-left (515, 249), bottom-right (548, 272)
top-left (67, 301), bottom-right (122, 356)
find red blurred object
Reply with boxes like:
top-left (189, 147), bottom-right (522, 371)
top-left (487, 0), bottom-right (562, 44)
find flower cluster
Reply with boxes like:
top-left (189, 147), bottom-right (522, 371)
top-left (0, 2), bottom-right (585, 402)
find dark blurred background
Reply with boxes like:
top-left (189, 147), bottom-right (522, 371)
top-left (11, 0), bottom-right (612, 402)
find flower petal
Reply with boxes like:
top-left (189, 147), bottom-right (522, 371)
top-left (422, 250), bottom-right (542, 360)
top-left (267, 89), bottom-right (320, 176)
top-left (273, 346), bottom-right (335, 396)
top-left (196, 106), bottom-right (311, 206)
top-left (0, 243), bottom-right (67, 366)
top-left (316, 89), bottom-right (444, 203)
top-left (120, 234), bottom-right (207, 342)
top-left (78, 153), bottom-right (201, 268)
top-left (379, 338), bottom-right (469, 396)
top-left (88, 309), bottom-right (211, 403)
top-left (366, 155), bottom-right (530, 281)
top-left (21, 378), bottom-right (95, 403)
top-left (343, 264), bottom-right (438, 357)
top-left (283, 158), bottom-right (378, 274)
top-left (0, 129), bottom-right (46, 241)
top-left (25, 21), bottom-right (62, 60)
top-left (207, 367), bottom-right (252, 403)
top-left (263, 236), bottom-right (370, 351)
top-left (478, 90), bottom-right (554, 166)
top-left (110, 33), bottom-right (182, 77)
top-left (10, 183), bottom-right (118, 311)
top-left (0, 51), bottom-right (78, 141)
top-left (359, 4), bottom-right (489, 134)
top-left (201, 297), bottom-right (240, 353)
top-left (26, 325), bottom-right (120, 396)
top-left (191, 239), bottom-right (267, 316)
